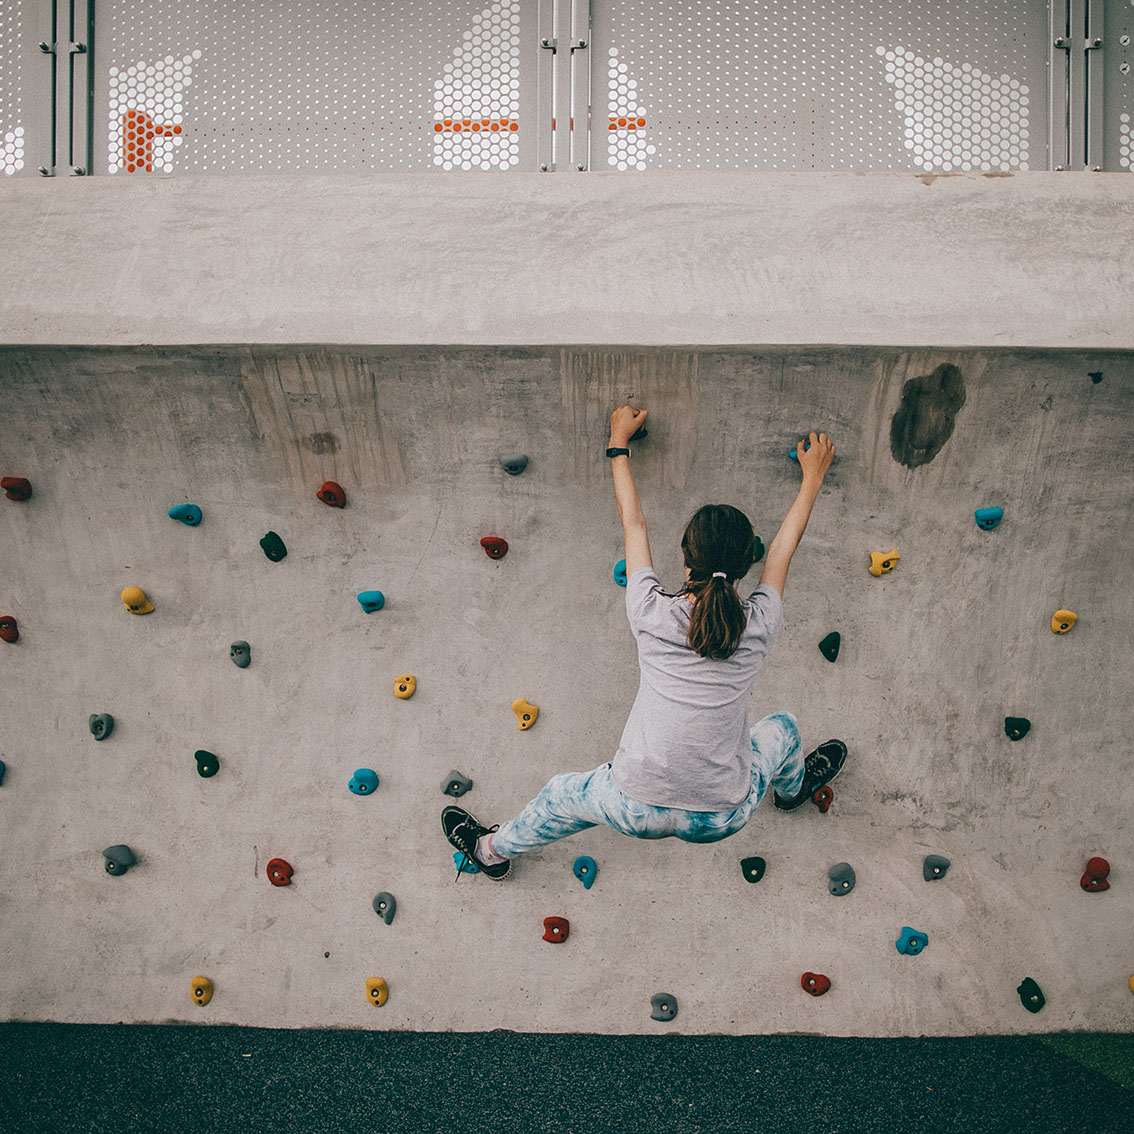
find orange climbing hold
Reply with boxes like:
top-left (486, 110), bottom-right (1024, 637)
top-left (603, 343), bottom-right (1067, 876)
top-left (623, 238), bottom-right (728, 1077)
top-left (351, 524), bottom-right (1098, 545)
top-left (542, 916), bottom-right (569, 943)
top-left (266, 858), bottom-right (293, 886)
top-left (317, 481), bottom-right (347, 508)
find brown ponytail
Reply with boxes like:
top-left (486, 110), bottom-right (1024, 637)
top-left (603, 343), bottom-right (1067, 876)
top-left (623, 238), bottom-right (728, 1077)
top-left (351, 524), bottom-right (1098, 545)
top-left (682, 504), bottom-right (756, 660)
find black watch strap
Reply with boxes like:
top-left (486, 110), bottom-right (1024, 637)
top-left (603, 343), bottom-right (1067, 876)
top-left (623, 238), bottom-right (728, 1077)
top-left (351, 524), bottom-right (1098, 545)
top-left (605, 447), bottom-right (630, 458)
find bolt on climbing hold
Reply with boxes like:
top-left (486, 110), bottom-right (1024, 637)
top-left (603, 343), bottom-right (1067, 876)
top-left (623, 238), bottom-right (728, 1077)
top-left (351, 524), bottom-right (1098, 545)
top-left (1051, 610), bottom-right (1077, 634)
top-left (190, 976), bottom-right (214, 1007)
top-left (194, 750), bottom-right (219, 778)
top-left (454, 851), bottom-right (480, 874)
top-left (868, 550), bottom-right (900, 577)
top-left (650, 994), bottom-right (677, 1022)
top-left (442, 770), bottom-right (472, 798)
top-left (0, 616), bottom-right (18, 644)
top-left (818, 632), bottom-right (840, 662)
top-left (752, 535), bottom-right (765, 563)
top-left (168, 503), bottom-right (202, 526)
top-left (480, 536), bottom-right (508, 559)
top-left (372, 892), bottom-right (396, 925)
top-left (88, 714), bottom-right (114, 741)
top-left (828, 862), bottom-right (855, 896)
top-left (895, 926), bottom-right (929, 955)
top-left (1080, 856), bottom-right (1110, 893)
top-left (266, 858), bottom-right (293, 886)
top-left (573, 855), bottom-right (598, 889)
top-left (542, 916), bottom-right (569, 943)
top-left (498, 454), bottom-right (529, 476)
top-left (230, 641), bottom-right (251, 668)
top-left (974, 507), bottom-right (1003, 530)
top-left (357, 590), bottom-right (385, 613)
top-left (259, 531), bottom-right (287, 561)
top-left (512, 698), bottom-right (539, 730)
top-left (1, 476), bottom-right (32, 501)
top-left (394, 674), bottom-right (415, 698)
top-left (801, 972), bottom-right (831, 996)
top-left (811, 785), bottom-right (834, 813)
top-left (740, 856), bottom-right (766, 883)
top-left (1004, 717), bottom-right (1031, 741)
top-left (102, 845), bottom-right (136, 875)
top-left (348, 768), bottom-right (379, 795)
top-left (316, 481), bottom-right (346, 508)
top-left (1017, 977), bottom-right (1045, 1013)
top-left (613, 558), bottom-right (627, 587)
top-left (923, 855), bottom-right (950, 881)
top-left (788, 441), bottom-right (811, 461)
top-left (365, 977), bottom-right (389, 1006)
top-left (120, 586), bottom-right (154, 614)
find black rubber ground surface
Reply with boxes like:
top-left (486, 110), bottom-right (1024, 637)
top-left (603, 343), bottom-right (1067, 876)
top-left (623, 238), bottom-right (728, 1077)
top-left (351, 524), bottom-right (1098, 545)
top-left (1, 1024), bottom-right (1131, 1133)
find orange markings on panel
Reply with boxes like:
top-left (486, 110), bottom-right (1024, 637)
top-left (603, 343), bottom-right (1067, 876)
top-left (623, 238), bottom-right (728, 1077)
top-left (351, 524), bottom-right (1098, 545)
top-left (609, 117), bottom-right (647, 131)
top-left (435, 118), bottom-right (519, 133)
top-left (120, 110), bottom-right (182, 173)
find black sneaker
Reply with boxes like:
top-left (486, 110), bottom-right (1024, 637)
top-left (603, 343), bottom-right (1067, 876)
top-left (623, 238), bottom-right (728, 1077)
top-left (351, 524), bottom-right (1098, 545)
top-left (772, 740), bottom-right (848, 811)
top-left (441, 805), bottom-right (512, 881)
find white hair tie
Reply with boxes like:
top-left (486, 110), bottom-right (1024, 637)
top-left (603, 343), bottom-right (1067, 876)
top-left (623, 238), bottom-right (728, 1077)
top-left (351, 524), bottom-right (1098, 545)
top-left (711, 572), bottom-right (727, 579)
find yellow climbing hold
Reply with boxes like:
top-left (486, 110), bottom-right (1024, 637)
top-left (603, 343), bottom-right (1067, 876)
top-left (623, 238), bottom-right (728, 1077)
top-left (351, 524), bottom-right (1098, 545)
top-left (190, 976), bottom-right (213, 1006)
top-left (512, 697), bottom-right (539, 730)
top-left (366, 977), bottom-right (389, 1007)
top-left (868, 549), bottom-right (900, 577)
top-left (120, 585), bottom-right (154, 614)
top-left (394, 674), bottom-right (416, 699)
top-left (1051, 610), bottom-right (1077, 634)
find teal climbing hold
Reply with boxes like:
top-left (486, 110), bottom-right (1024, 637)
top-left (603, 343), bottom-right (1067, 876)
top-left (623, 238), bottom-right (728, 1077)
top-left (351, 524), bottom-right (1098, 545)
top-left (260, 531), bottom-right (287, 561)
top-left (573, 855), bottom-right (598, 889)
top-left (168, 504), bottom-right (202, 526)
top-left (454, 851), bottom-right (480, 875)
top-left (975, 507), bottom-right (1003, 530)
top-left (357, 591), bottom-right (385, 613)
top-left (348, 768), bottom-right (379, 795)
top-left (613, 559), bottom-right (627, 587)
top-left (818, 632), bottom-right (840, 662)
top-left (895, 926), bottom-right (929, 955)
top-left (923, 855), bottom-right (950, 881)
top-left (1017, 977), bottom-right (1045, 1013)
top-left (788, 441), bottom-right (811, 461)
top-left (1004, 717), bottom-right (1030, 741)
top-left (194, 750), bottom-right (219, 778)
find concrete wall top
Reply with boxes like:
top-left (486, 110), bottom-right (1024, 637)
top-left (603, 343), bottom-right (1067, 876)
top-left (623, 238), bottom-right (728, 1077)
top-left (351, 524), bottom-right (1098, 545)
top-left (1, 171), bottom-right (1131, 349)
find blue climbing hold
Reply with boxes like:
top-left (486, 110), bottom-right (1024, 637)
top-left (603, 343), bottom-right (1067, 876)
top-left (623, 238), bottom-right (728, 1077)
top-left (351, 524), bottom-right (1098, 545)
top-left (895, 926), bottom-right (929, 955)
top-left (573, 855), bottom-right (598, 889)
top-left (0, 759), bottom-right (5, 785)
top-left (613, 559), bottom-right (627, 587)
top-left (975, 507), bottom-right (1003, 530)
top-left (788, 441), bottom-right (811, 461)
top-left (454, 851), bottom-right (480, 875)
top-left (168, 504), bottom-right (202, 526)
top-left (357, 590), bottom-right (385, 613)
top-left (348, 768), bottom-right (379, 795)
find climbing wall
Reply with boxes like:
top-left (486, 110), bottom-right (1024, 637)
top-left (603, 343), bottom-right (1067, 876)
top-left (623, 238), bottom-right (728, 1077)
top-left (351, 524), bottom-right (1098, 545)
top-left (0, 344), bottom-right (1131, 1035)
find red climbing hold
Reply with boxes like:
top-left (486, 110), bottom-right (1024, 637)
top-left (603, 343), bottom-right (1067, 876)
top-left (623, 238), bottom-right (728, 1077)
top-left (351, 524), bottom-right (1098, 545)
top-left (1, 476), bottom-right (32, 501)
top-left (811, 785), bottom-right (834, 813)
top-left (480, 536), bottom-right (508, 559)
top-left (317, 481), bottom-right (346, 508)
top-left (1080, 856), bottom-right (1110, 893)
top-left (801, 972), bottom-right (831, 996)
top-left (0, 616), bottom-right (18, 644)
top-left (542, 916), bottom-right (569, 943)
top-left (266, 858), bottom-right (293, 886)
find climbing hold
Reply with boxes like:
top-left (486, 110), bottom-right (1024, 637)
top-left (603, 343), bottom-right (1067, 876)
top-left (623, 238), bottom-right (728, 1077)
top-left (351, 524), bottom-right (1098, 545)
top-left (818, 632), bottom-right (840, 662)
top-left (828, 862), bottom-right (855, 896)
top-left (266, 858), bottom-right (293, 886)
top-left (89, 714), bottom-right (114, 741)
top-left (801, 972), bottom-right (831, 997)
top-left (542, 916), bottom-right (569, 943)
top-left (740, 856), bottom-right (766, 884)
top-left (613, 559), bottom-right (627, 587)
top-left (394, 674), bottom-right (415, 698)
top-left (372, 892), bottom-right (396, 925)
top-left (120, 586), bottom-right (154, 614)
top-left (0, 616), bottom-right (17, 644)
top-left (193, 749), bottom-right (219, 778)
top-left (230, 641), bottom-right (251, 668)
top-left (365, 977), bottom-right (389, 1007)
top-left (348, 768), bottom-right (379, 795)
top-left (788, 441), bottom-right (811, 461)
top-left (573, 855), bottom-right (598, 889)
top-left (1051, 610), bottom-right (1077, 634)
top-left (752, 535), bottom-right (765, 563)
top-left (168, 504), bottom-right (202, 526)
top-left (650, 994), bottom-right (678, 1022)
top-left (1080, 856), bottom-right (1110, 893)
top-left (1129, 975), bottom-right (1134, 996)
top-left (1004, 717), bottom-right (1031, 741)
top-left (811, 785), bottom-right (834, 814)
top-left (190, 976), bottom-right (213, 1007)
top-left (974, 507), bottom-right (1003, 530)
top-left (1, 476), bottom-right (32, 501)
top-left (442, 770), bottom-right (472, 798)
top-left (498, 454), bottom-right (529, 476)
top-left (895, 926), bottom-right (929, 955)
top-left (316, 481), bottom-right (346, 508)
top-left (512, 698), bottom-right (538, 730)
top-left (1017, 977), bottom-right (1045, 1013)
top-left (1088, 372), bottom-right (1103, 384)
top-left (454, 851), bottom-right (480, 874)
top-left (480, 536), bottom-right (508, 559)
top-left (357, 590), bottom-right (385, 613)
top-left (629, 426), bottom-right (648, 442)
top-left (923, 855), bottom-right (951, 881)
top-left (102, 845), bottom-right (136, 876)
top-left (868, 549), bottom-right (900, 577)
top-left (259, 531), bottom-right (287, 561)
top-left (0, 760), bottom-right (5, 785)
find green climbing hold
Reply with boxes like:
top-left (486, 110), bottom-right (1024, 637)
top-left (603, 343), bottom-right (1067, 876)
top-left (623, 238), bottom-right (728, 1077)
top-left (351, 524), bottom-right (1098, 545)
top-left (818, 632), bottom-right (841, 663)
top-left (1004, 717), bottom-right (1031, 742)
top-left (752, 536), bottom-right (765, 564)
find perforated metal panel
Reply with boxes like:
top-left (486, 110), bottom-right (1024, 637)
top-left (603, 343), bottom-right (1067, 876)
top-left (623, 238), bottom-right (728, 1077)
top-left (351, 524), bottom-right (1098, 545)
top-left (1104, 0), bottom-right (1134, 170)
top-left (0, 0), bottom-right (25, 175)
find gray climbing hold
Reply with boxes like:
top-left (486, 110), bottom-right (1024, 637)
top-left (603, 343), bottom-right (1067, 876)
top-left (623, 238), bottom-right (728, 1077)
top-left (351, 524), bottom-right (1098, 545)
top-left (650, 993), bottom-right (678, 1022)
top-left (372, 892), bottom-right (396, 925)
top-left (89, 713), bottom-right (114, 741)
top-left (442, 771), bottom-right (473, 798)
top-left (230, 641), bottom-right (251, 668)
top-left (102, 845), bottom-right (136, 875)
top-left (498, 454), bottom-right (529, 476)
top-left (923, 855), bottom-right (950, 881)
top-left (828, 862), bottom-right (856, 896)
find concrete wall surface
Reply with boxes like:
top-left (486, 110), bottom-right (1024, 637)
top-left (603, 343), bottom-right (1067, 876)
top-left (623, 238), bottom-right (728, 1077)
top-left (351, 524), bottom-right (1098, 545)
top-left (0, 171), bottom-right (1132, 348)
top-left (0, 344), bottom-right (1131, 1035)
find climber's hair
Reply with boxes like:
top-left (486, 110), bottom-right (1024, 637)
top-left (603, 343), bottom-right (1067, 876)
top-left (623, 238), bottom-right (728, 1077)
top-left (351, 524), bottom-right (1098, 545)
top-left (681, 504), bottom-right (755, 660)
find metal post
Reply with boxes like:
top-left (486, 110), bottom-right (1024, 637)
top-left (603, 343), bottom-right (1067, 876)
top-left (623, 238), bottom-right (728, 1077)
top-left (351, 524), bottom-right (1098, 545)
top-left (66, 0), bottom-right (93, 175)
top-left (1083, 0), bottom-right (1105, 169)
top-left (1050, 0), bottom-right (1071, 168)
top-left (568, 0), bottom-right (592, 170)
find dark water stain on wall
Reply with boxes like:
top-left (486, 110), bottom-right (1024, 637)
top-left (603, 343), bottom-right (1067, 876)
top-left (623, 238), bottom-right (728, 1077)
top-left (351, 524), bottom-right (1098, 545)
top-left (889, 363), bottom-right (966, 468)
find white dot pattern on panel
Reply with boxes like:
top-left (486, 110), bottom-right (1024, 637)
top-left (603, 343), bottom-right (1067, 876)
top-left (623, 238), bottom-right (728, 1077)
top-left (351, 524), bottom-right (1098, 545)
top-left (107, 53), bottom-right (198, 173)
top-left (433, 0), bottom-right (522, 170)
top-left (606, 48), bottom-right (655, 170)
top-left (1121, 115), bottom-right (1132, 172)
top-left (1, 0), bottom-right (23, 175)
top-left (880, 45), bottom-right (1030, 171)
